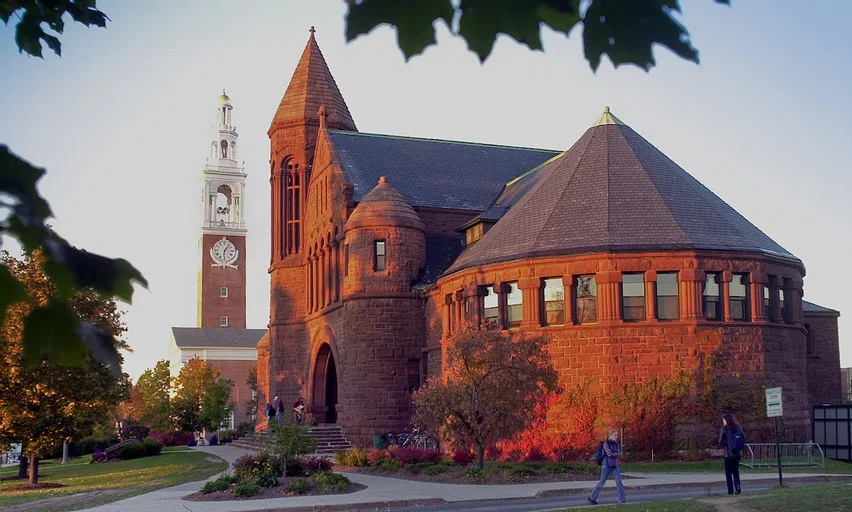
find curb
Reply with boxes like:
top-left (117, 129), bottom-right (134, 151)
top-left (265, 498), bottom-right (446, 511)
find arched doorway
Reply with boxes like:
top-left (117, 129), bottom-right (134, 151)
top-left (311, 344), bottom-right (338, 424)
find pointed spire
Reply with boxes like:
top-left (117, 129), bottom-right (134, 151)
top-left (269, 28), bottom-right (357, 134)
top-left (593, 106), bottom-right (625, 126)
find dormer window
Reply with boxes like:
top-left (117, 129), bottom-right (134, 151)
top-left (465, 223), bottom-right (484, 246)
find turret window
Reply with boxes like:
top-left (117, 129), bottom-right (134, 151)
top-left (575, 276), bottom-right (597, 324)
top-left (656, 272), bottom-right (679, 321)
top-left (703, 272), bottom-right (722, 321)
top-left (481, 286), bottom-right (499, 327)
top-left (542, 278), bottom-right (565, 325)
top-left (374, 240), bottom-right (386, 271)
top-left (622, 273), bottom-right (646, 322)
top-left (504, 282), bottom-right (523, 328)
top-left (283, 160), bottom-right (301, 254)
top-left (780, 282), bottom-right (789, 323)
top-left (764, 279), bottom-right (774, 321)
top-left (729, 273), bottom-right (749, 321)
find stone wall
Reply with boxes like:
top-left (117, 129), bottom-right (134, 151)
top-left (805, 311), bottom-right (842, 406)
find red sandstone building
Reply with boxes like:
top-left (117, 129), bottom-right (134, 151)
top-left (258, 30), bottom-right (842, 446)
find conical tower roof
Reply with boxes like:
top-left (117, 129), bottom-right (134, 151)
top-left (345, 177), bottom-right (425, 232)
top-left (269, 27), bottom-right (357, 133)
top-left (445, 108), bottom-right (799, 275)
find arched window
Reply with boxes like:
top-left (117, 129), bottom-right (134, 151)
top-left (282, 158), bottom-right (301, 254)
top-left (220, 140), bottom-right (229, 159)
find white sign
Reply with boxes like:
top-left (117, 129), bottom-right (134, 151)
top-left (766, 387), bottom-right (783, 418)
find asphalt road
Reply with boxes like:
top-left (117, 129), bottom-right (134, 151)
top-left (391, 482), bottom-right (791, 511)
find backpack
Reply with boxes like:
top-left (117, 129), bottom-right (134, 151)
top-left (729, 429), bottom-right (745, 453)
top-left (593, 441), bottom-right (606, 465)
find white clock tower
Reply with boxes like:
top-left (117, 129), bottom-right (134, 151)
top-left (198, 90), bottom-right (248, 328)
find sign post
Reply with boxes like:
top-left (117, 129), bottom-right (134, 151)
top-left (765, 387), bottom-right (784, 487)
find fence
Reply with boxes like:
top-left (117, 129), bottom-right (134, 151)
top-left (813, 404), bottom-right (852, 462)
top-left (740, 442), bottom-right (825, 468)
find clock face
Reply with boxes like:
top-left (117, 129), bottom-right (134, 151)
top-left (210, 237), bottom-right (239, 268)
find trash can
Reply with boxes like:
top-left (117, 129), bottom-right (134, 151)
top-left (373, 433), bottom-right (386, 449)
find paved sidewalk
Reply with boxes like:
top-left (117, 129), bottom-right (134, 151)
top-left (78, 446), bottom-right (851, 512)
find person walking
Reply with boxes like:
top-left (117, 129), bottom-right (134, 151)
top-left (719, 413), bottom-right (745, 495)
top-left (588, 429), bottom-right (627, 505)
top-left (275, 396), bottom-right (285, 425)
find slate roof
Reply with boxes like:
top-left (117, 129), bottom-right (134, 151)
top-left (802, 301), bottom-right (840, 315)
top-left (328, 130), bottom-right (559, 211)
top-left (172, 327), bottom-right (267, 349)
top-left (445, 110), bottom-right (799, 276)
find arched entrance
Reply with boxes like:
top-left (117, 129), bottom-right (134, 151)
top-left (311, 344), bottom-right (338, 424)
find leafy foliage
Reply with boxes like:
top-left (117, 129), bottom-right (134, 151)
top-left (135, 360), bottom-right (172, 430)
top-left (346, 0), bottom-right (731, 70)
top-left (0, 0), bottom-right (109, 58)
top-left (171, 358), bottom-right (233, 433)
top-left (200, 475), bottom-right (239, 494)
top-left (413, 327), bottom-right (558, 469)
top-left (265, 418), bottom-right (317, 463)
top-left (312, 471), bottom-right (350, 493)
top-left (285, 477), bottom-right (310, 495)
top-left (0, 250), bottom-right (130, 483)
top-left (231, 478), bottom-right (261, 497)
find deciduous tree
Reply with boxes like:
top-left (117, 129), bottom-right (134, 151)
top-left (172, 358), bottom-right (232, 433)
top-left (413, 327), bottom-right (558, 469)
top-left (0, 250), bottom-right (129, 484)
top-left (136, 360), bottom-right (172, 431)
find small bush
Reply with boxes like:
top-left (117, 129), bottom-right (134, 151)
top-left (461, 466), bottom-right (484, 478)
top-left (200, 475), bottom-right (239, 494)
top-left (232, 479), bottom-right (261, 497)
top-left (118, 443), bottom-right (146, 460)
top-left (141, 438), bottom-right (163, 456)
top-left (423, 450), bottom-right (443, 463)
top-left (367, 448), bottom-right (392, 466)
top-left (336, 447), bottom-right (368, 467)
top-left (89, 451), bottom-right (106, 463)
top-left (285, 478), bottom-right (310, 495)
top-left (298, 456), bottom-right (332, 475)
top-left (312, 471), bottom-right (350, 493)
top-left (148, 431), bottom-right (193, 447)
top-left (406, 462), bottom-right (431, 474)
top-left (392, 447), bottom-right (426, 465)
top-left (452, 450), bottom-right (475, 466)
top-left (423, 464), bottom-right (448, 476)
top-left (511, 466), bottom-right (538, 477)
top-left (256, 469), bottom-right (278, 488)
top-left (376, 459), bottom-right (401, 472)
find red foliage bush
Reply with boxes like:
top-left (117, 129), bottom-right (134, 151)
top-left (452, 450), bottom-right (475, 466)
top-left (423, 450), bottom-right (443, 463)
top-left (522, 448), bottom-right (547, 462)
top-left (148, 430), bottom-right (193, 447)
top-left (367, 448), bottom-right (392, 466)
top-left (392, 448), bottom-right (426, 465)
top-left (298, 455), bottom-right (332, 475)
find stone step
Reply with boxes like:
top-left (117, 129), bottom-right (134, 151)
top-left (230, 424), bottom-right (351, 457)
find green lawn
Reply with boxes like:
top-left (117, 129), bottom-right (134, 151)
top-left (621, 458), bottom-right (852, 474)
top-left (0, 450), bottom-right (227, 511)
top-left (739, 482), bottom-right (852, 511)
top-left (579, 500), bottom-right (716, 512)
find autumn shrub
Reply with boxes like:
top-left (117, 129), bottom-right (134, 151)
top-left (367, 448), bottom-right (392, 466)
top-left (336, 447), bottom-right (368, 467)
top-left (298, 456), bottom-right (332, 475)
top-left (148, 431), bottom-right (193, 446)
top-left (452, 450), bottom-right (474, 466)
top-left (233, 451), bottom-right (283, 480)
top-left (422, 450), bottom-right (442, 463)
top-left (391, 447), bottom-right (427, 465)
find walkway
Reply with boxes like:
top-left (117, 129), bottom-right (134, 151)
top-left (78, 445), bottom-right (850, 512)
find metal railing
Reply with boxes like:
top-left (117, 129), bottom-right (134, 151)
top-left (741, 442), bottom-right (825, 468)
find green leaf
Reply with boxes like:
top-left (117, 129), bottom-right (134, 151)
top-left (42, 33), bottom-right (62, 57)
top-left (582, 0), bottom-right (698, 72)
top-left (14, 13), bottom-right (44, 58)
top-left (459, 0), bottom-right (580, 62)
top-left (345, 0), bottom-right (454, 60)
top-left (22, 301), bottom-right (87, 367)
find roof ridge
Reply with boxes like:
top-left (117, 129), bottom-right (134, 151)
top-left (505, 151), bottom-right (566, 186)
top-left (327, 129), bottom-right (559, 153)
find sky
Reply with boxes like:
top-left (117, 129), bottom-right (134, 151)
top-left (1, 0), bottom-right (851, 379)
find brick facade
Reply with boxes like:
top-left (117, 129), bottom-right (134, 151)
top-left (199, 233), bottom-right (247, 328)
top-left (805, 311), bottom-right (842, 407)
top-left (207, 358), bottom-right (256, 427)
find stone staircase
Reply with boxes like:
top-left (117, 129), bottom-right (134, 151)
top-left (230, 424), bottom-right (350, 457)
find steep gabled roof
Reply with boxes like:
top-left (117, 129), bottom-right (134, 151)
top-left (171, 328), bottom-right (267, 349)
top-left (328, 130), bottom-right (559, 211)
top-left (269, 28), bottom-right (356, 133)
top-left (445, 108), bottom-right (799, 275)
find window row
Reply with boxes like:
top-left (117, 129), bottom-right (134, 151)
top-left (447, 271), bottom-right (796, 331)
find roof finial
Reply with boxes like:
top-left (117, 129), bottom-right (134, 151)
top-left (604, 105), bottom-right (610, 113)
top-left (593, 105), bottom-right (624, 127)
top-left (310, 26), bottom-right (316, 35)
top-left (378, 176), bottom-right (387, 185)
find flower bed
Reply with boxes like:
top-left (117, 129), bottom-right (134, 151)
top-left (335, 447), bottom-right (601, 485)
top-left (185, 472), bottom-right (365, 501)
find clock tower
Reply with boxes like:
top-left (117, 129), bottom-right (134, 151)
top-left (198, 90), bottom-right (247, 328)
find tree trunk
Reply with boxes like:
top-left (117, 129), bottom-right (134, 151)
top-left (61, 440), bottom-right (69, 464)
top-left (475, 442), bottom-right (485, 470)
top-left (17, 453), bottom-right (28, 479)
top-left (28, 453), bottom-right (39, 485)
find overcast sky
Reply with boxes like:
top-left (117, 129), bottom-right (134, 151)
top-left (1, 0), bottom-right (850, 379)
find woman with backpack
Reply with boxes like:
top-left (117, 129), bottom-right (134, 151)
top-left (588, 429), bottom-right (627, 505)
top-left (719, 413), bottom-right (745, 495)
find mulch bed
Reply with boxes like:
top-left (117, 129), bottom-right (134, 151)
top-left (2, 482), bottom-right (64, 492)
top-left (184, 476), bottom-right (365, 501)
top-left (347, 463), bottom-right (603, 485)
